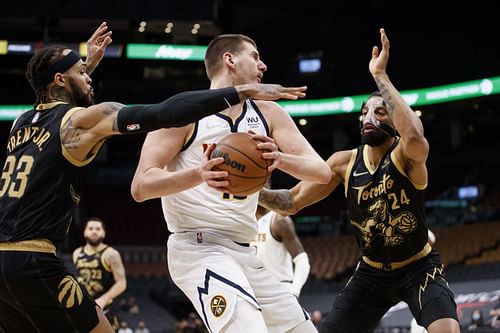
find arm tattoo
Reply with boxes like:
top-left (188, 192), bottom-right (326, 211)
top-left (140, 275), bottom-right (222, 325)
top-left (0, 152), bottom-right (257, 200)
top-left (61, 118), bottom-right (81, 150)
top-left (374, 78), bottom-right (395, 116)
top-left (259, 189), bottom-right (293, 211)
top-left (101, 102), bottom-right (123, 132)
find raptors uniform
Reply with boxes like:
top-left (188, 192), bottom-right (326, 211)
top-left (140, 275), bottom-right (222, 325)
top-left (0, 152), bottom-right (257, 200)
top-left (165, 100), bottom-right (308, 333)
top-left (320, 140), bottom-right (457, 332)
top-left (0, 102), bottom-right (99, 333)
top-left (255, 211), bottom-right (293, 284)
top-left (74, 246), bottom-right (119, 329)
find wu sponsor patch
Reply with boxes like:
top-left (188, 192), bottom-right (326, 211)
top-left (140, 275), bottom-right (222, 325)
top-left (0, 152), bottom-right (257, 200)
top-left (210, 295), bottom-right (227, 317)
top-left (57, 275), bottom-right (83, 308)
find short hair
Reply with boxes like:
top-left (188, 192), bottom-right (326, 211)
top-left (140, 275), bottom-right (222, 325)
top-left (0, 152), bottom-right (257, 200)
top-left (84, 217), bottom-right (106, 231)
top-left (25, 45), bottom-right (67, 105)
top-left (204, 34), bottom-right (256, 80)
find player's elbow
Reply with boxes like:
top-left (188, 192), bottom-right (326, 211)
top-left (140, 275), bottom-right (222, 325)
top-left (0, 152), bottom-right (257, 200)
top-left (315, 165), bottom-right (333, 184)
top-left (131, 181), bottom-right (147, 202)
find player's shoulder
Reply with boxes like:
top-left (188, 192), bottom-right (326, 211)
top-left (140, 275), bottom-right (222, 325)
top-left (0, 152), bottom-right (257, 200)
top-left (252, 100), bottom-right (283, 112)
top-left (328, 149), bottom-right (354, 168)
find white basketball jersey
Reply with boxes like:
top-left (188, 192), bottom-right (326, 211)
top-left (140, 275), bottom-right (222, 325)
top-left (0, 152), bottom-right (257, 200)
top-left (162, 100), bottom-right (270, 243)
top-left (255, 211), bottom-right (294, 282)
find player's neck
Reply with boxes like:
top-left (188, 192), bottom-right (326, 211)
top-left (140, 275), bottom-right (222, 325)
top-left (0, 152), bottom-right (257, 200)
top-left (46, 85), bottom-right (73, 105)
top-left (365, 137), bottom-right (395, 168)
top-left (84, 243), bottom-right (106, 254)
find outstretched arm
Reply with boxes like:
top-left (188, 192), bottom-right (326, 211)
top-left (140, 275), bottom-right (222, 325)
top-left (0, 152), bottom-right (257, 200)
top-left (369, 28), bottom-right (429, 184)
top-left (258, 150), bottom-right (349, 215)
top-left (63, 84), bottom-right (306, 163)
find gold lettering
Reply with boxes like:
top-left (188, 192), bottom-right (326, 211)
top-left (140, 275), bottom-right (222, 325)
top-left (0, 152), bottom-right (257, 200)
top-left (23, 127), bottom-right (32, 145)
top-left (35, 132), bottom-right (51, 151)
top-left (32, 128), bottom-right (45, 144)
top-left (387, 179), bottom-right (394, 190)
top-left (15, 129), bottom-right (22, 147)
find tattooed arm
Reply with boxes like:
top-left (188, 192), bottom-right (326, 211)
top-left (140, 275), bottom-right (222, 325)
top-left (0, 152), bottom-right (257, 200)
top-left (259, 150), bottom-right (347, 215)
top-left (369, 28), bottom-right (429, 184)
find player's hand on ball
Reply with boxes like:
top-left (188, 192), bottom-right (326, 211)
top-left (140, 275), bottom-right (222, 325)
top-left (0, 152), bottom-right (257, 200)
top-left (250, 133), bottom-right (281, 172)
top-left (200, 143), bottom-right (230, 191)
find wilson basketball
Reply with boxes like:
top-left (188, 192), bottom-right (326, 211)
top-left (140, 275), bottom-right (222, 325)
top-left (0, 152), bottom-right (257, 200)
top-left (210, 132), bottom-right (271, 196)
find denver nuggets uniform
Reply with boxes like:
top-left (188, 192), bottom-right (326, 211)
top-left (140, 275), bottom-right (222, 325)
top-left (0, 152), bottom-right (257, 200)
top-left (255, 211), bottom-right (293, 284)
top-left (0, 102), bottom-right (99, 332)
top-left (320, 141), bottom-right (457, 332)
top-left (166, 100), bottom-right (308, 333)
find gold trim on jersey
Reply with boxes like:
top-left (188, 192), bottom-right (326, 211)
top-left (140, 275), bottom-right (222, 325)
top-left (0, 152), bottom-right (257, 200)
top-left (36, 101), bottom-right (67, 110)
top-left (390, 151), bottom-right (427, 190)
top-left (100, 247), bottom-right (113, 272)
top-left (60, 107), bottom-right (98, 167)
top-left (344, 149), bottom-right (358, 198)
top-left (362, 242), bottom-right (431, 271)
top-left (0, 238), bottom-right (56, 254)
top-left (362, 146), bottom-right (376, 174)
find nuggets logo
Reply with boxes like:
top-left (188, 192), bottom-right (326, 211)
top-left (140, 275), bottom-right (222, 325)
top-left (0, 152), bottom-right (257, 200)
top-left (210, 295), bottom-right (227, 317)
top-left (57, 275), bottom-right (83, 308)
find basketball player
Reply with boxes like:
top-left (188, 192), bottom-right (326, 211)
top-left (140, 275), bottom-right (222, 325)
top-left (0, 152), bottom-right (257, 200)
top-left (259, 29), bottom-right (460, 333)
top-left (254, 204), bottom-right (310, 298)
top-left (0, 21), bottom-right (307, 333)
top-left (73, 217), bottom-right (126, 331)
top-left (131, 34), bottom-right (331, 332)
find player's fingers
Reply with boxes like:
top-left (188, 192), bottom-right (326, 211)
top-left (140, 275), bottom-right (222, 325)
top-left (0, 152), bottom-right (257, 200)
top-left (204, 143), bottom-right (217, 157)
top-left (96, 31), bottom-right (113, 43)
top-left (208, 170), bottom-right (228, 179)
top-left (256, 142), bottom-right (277, 152)
top-left (205, 157), bottom-right (225, 168)
top-left (89, 22), bottom-right (108, 40)
top-left (251, 134), bottom-right (273, 143)
top-left (372, 46), bottom-right (379, 58)
top-left (261, 151), bottom-right (280, 160)
top-left (207, 180), bottom-right (230, 189)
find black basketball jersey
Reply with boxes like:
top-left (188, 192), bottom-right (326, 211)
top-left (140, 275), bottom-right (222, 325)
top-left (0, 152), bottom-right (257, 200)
top-left (74, 246), bottom-right (115, 299)
top-left (0, 102), bottom-right (93, 244)
top-left (345, 140), bottom-right (428, 264)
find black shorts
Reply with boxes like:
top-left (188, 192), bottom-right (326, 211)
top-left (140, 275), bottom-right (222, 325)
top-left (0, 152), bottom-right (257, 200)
top-left (320, 251), bottom-right (457, 333)
top-left (0, 250), bottom-right (99, 333)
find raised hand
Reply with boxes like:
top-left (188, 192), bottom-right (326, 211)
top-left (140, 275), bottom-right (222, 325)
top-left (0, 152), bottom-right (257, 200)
top-left (369, 28), bottom-right (390, 78)
top-left (237, 83), bottom-right (307, 101)
top-left (86, 22), bottom-right (113, 75)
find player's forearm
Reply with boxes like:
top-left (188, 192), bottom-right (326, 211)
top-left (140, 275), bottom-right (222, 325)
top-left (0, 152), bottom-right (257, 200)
top-left (99, 280), bottom-right (126, 305)
top-left (131, 167), bottom-right (203, 202)
top-left (277, 153), bottom-right (331, 184)
top-left (117, 87), bottom-right (241, 133)
top-left (372, 74), bottom-right (425, 138)
top-left (291, 252), bottom-right (310, 297)
top-left (259, 188), bottom-right (296, 214)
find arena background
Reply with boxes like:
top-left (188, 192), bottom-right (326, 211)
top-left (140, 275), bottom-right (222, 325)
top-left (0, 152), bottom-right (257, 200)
top-left (1, 1), bottom-right (500, 332)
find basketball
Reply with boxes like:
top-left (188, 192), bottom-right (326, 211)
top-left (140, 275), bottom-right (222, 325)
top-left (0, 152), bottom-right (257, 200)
top-left (210, 132), bottom-right (271, 196)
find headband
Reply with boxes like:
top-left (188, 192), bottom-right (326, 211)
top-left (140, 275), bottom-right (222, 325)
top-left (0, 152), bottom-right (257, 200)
top-left (30, 50), bottom-right (81, 91)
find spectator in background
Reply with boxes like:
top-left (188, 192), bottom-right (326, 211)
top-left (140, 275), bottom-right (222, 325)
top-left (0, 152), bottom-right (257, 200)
top-left (117, 321), bottom-right (133, 333)
top-left (468, 309), bottom-right (486, 330)
top-left (134, 321), bottom-right (150, 333)
top-left (311, 310), bottom-right (323, 328)
top-left (490, 301), bottom-right (500, 328)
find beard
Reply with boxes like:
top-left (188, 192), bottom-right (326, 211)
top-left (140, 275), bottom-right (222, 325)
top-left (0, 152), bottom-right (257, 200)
top-left (69, 79), bottom-right (94, 107)
top-left (361, 128), bottom-right (389, 146)
top-left (85, 236), bottom-right (104, 247)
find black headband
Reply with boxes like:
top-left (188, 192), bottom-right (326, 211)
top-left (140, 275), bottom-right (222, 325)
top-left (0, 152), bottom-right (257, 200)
top-left (30, 50), bottom-right (81, 91)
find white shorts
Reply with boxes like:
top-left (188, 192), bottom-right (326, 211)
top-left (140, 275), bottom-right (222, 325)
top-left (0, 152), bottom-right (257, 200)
top-left (167, 231), bottom-right (309, 333)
